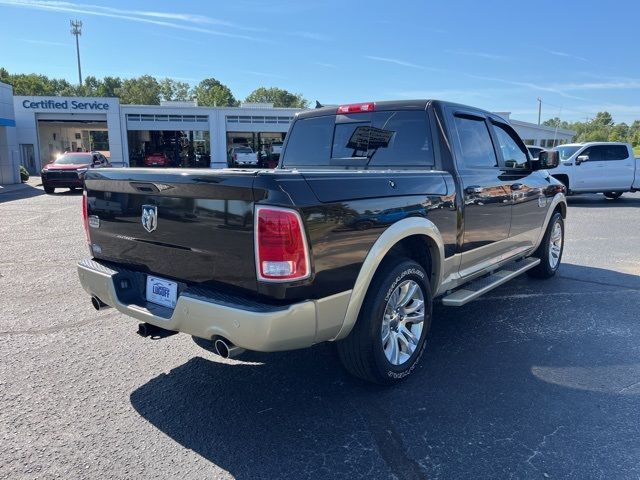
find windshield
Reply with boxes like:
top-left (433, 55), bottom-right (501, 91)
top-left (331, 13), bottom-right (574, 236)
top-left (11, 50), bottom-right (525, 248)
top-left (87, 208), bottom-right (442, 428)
top-left (54, 153), bottom-right (92, 165)
top-left (235, 147), bottom-right (253, 153)
top-left (554, 146), bottom-right (581, 160)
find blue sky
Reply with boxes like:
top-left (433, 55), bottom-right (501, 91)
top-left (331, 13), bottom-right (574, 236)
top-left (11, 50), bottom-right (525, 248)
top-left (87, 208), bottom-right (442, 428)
top-left (1, 0), bottom-right (640, 123)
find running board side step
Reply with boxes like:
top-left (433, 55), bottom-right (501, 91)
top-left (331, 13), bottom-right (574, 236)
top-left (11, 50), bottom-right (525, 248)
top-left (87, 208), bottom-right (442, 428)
top-left (441, 257), bottom-right (541, 307)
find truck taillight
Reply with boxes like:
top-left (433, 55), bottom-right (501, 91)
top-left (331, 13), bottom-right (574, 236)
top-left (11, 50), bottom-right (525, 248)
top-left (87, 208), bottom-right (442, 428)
top-left (255, 206), bottom-right (310, 282)
top-left (337, 102), bottom-right (375, 114)
top-left (82, 190), bottom-right (90, 245)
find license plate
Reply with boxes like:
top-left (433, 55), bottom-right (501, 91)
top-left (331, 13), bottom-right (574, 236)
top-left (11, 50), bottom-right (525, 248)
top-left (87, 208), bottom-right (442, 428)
top-left (146, 276), bottom-right (178, 308)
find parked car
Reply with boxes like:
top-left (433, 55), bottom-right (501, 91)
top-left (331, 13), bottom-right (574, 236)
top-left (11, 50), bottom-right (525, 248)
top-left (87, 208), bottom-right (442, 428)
top-left (78, 100), bottom-right (566, 384)
top-left (268, 142), bottom-right (283, 158)
top-left (41, 151), bottom-right (110, 194)
top-left (550, 142), bottom-right (639, 199)
top-left (143, 152), bottom-right (171, 168)
top-left (228, 146), bottom-right (258, 167)
top-left (527, 145), bottom-right (546, 160)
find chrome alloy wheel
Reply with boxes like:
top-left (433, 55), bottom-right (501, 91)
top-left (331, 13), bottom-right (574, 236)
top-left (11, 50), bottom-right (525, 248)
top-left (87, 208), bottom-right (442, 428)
top-left (549, 220), bottom-right (563, 269)
top-left (381, 280), bottom-right (425, 366)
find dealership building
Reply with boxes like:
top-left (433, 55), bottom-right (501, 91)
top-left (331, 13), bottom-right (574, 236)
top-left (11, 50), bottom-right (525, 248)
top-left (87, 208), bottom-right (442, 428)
top-left (0, 81), bottom-right (576, 185)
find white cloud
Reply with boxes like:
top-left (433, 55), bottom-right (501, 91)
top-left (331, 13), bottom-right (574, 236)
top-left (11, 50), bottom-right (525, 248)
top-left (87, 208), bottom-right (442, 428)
top-left (445, 50), bottom-right (506, 61)
top-left (0, 0), bottom-right (265, 41)
top-left (364, 56), bottom-right (444, 72)
top-left (240, 70), bottom-right (286, 79)
top-left (547, 50), bottom-right (588, 62)
top-left (314, 62), bottom-right (337, 69)
top-left (19, 38), bottom-right (71, 47)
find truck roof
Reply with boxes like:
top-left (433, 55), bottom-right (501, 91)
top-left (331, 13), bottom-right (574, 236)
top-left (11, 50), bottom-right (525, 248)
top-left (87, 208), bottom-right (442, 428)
top-left (296, 100), bottom-right (507, 122)
top-left (558, 141), bottom-right (632, 148)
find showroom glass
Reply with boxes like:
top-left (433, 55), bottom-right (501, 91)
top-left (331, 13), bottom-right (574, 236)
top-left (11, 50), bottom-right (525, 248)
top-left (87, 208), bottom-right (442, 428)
top-left (492, 122), bottom-right (528, 168)
top-left (127, 130), bottom-right (211, 168)
top-left (554, 145), bottom-right (580, 160)
top-left (54, 153), bottom-right (93, 164)
top-left (453, 115), bottom-right (498, 168)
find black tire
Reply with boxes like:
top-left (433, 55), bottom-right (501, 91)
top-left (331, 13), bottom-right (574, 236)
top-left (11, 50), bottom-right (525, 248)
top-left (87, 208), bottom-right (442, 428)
top-left (43, 185), bottom-right (55, 194)
top-left (527, 212), bottom-right (564, 278)
top-left (337, 258), bottom-right (432, 384)
top-left (604, 192), bottom-right (622, 200)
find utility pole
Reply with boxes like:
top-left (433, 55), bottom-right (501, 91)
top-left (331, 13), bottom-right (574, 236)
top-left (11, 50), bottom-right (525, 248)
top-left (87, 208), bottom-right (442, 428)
top-left (537, 97), bottom-right (542, 125)
top-left (70, 19), bottom-right (83, 86)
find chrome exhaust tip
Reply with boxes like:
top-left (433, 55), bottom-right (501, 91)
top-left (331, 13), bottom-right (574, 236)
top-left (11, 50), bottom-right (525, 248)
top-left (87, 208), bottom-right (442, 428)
top-left (91, 296), bottom-right (110, 311)
top-left (213, 337), bottom-right (245, 359)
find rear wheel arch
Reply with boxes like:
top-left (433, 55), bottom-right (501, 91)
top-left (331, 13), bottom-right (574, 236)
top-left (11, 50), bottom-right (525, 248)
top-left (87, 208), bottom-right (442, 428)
top-left (334, 218), bottom-right (445, 341)
top-left (386, 234), bottom-right (437, 288)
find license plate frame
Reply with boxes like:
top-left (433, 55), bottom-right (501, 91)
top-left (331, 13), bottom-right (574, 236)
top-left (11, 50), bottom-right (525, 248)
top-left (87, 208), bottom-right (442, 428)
top-left (146, 275), bottom-right (178, 309)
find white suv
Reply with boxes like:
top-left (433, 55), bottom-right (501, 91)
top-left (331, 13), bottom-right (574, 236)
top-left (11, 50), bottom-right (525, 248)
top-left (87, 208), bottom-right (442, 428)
top-left (551, 142), bottom-right (639, 199)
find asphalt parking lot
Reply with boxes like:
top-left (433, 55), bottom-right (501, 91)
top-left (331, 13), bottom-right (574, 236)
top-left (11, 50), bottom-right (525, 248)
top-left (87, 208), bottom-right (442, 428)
top-left (1, 181), bottom-right (639, 479)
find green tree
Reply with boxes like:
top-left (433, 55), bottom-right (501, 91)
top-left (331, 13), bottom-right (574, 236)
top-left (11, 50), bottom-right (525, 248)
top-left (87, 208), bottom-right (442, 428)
top-left (8, 73), bottom-right (57, 95)
top-left (80, 75), bottom-right (101, 96)
top-left (50, 78), bottom-right (79, 96)
top-left (592, 111), bottom-right (613, 127)
top-left (159, 78), bottom-right (191, 102)
top-left (245, 86), bottom-right (308, 108)
top-left (118, 75), bottom-right (161, 104)
top-left (97, 76), bottom-right (122, 98)
top-left (610, 123), bottom-right (629, 142)
top-left (192, 78), bottom-right (237, 106)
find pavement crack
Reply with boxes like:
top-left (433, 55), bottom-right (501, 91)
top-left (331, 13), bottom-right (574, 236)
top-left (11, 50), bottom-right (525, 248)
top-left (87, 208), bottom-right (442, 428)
top-left (361, 400), bottom-right (426, 480)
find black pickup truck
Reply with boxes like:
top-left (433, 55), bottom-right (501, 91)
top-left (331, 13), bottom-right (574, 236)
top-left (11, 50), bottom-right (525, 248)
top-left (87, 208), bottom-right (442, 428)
top-left (78, 100), bottom-right (567, 384)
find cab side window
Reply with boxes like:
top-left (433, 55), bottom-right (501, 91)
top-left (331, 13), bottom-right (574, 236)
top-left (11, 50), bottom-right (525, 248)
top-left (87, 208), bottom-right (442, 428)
top-left (604, 145), bottom-right (629, 160)
top-left (453, 115), bottom-right (498, 168)
top-left (492, 122), bottom-right (529, 169)
top-left (582, 146), bottom-right (604, 161)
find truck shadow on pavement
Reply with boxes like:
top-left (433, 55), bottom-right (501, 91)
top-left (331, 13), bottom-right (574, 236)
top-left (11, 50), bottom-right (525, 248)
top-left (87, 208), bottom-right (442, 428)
top-left (567, 194), bottom-right (640, 208)
top-left (130, 264), bottom-right (640, 479)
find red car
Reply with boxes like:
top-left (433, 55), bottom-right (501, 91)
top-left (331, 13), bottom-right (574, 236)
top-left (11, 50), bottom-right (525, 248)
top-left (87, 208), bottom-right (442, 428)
top-left (143, 153), bottom-right (171, 167)
top-left (41, 152), bottom-right (110, 194)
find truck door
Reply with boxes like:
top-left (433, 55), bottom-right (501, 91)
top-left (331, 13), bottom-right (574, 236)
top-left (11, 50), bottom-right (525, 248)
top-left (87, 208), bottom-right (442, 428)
top-left (573, 144), bottom-right (634, 191)
top-left (489, 119), bottom-right (547, 248)
top-left (446, 109), bottom-right (513, 275)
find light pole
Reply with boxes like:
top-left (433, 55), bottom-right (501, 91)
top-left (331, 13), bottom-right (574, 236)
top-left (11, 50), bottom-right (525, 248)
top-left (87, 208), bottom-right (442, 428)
top-left (70, 19), bottom-right (83, 86)
top-left (537, 97), bottom-right (542, 126)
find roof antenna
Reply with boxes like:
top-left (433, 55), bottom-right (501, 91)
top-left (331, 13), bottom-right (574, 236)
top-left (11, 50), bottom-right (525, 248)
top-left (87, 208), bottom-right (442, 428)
top-left (315, 100), bottom-right (323, 109)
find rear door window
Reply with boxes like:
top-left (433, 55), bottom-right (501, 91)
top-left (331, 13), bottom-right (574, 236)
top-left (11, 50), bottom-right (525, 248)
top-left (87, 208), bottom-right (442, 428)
top-left (604, 145), bottom-right (628, 160)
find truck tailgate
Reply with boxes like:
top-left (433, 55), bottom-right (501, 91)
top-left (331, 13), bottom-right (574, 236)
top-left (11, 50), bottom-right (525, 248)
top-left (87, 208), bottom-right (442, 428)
top-left (84, 168), bottom-right (258, 292)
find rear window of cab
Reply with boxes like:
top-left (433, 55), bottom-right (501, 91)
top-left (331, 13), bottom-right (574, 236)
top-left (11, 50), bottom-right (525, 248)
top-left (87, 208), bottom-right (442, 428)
top-left (282, 110), bottom-right (434, 168)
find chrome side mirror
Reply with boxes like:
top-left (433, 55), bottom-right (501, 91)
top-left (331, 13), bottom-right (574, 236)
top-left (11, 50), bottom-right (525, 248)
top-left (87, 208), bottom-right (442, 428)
top-left (576, 155), bottom-right (589, 165)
